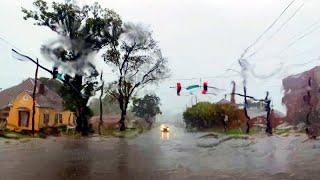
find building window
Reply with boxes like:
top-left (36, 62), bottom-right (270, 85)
top-left (43, 114), bottom-right (49, 126)
top-left (19, 111), bottom-right (30, 127)
top-left (55, 113), bottom-right (62, 124)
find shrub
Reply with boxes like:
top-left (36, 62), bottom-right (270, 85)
top-left (59, 124), bottom-right (67, 132)
top-left (183, 102), bottom-right (240, 129)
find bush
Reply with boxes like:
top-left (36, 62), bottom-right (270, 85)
top-left (39, 127), bottom-right (61, 137)
top-left (59, 124), bottom-right (67, 132)
top-left (183, 102), bottom-right (241, 130)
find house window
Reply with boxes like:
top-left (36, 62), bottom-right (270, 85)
top-left (43, 114), bottom-right (50, 126)
top-left (19, 111), bottom-right (30, 127)
top-left (55, 113), bottom-right (63, 124)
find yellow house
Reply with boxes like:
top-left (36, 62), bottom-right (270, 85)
top-left (0, 78), bottom-right (75, 131)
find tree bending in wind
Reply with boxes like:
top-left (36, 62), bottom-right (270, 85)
top-left (103, 23), bottom-right (170, 131)
top-left (22, 0), bottom-right (122, 135)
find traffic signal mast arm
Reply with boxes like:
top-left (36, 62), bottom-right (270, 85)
top-left (12, 48), bottom-right (86, 99)
top-left (12, 49), bottom-right (52, 74)
top-left (168, 85), bottom-right (223, 90)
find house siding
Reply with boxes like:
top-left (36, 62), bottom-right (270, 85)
top-left (6, 92), bottom-right (75, 131)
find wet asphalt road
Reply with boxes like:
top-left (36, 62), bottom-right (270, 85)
top-left (0, 124), bottom-right (320, 180)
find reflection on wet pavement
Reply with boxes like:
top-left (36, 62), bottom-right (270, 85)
top-left (161, 132), bottom-right (170, 140)
top-left (0, 124), bottom-right (320, 179)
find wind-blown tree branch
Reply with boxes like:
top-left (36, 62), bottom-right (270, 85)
top-left (22, 0), bottom-right (122, 135)
top-left (103, 23), bottom-right (170, 131)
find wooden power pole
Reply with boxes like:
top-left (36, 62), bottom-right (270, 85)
top-left (31, 59), bottom-right (39, 136)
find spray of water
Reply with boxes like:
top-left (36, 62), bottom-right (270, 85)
top-left (41, 35), bottom-right (98, 76)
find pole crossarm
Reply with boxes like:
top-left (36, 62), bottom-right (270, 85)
top-left (232, 93), bottom-right (270, 103)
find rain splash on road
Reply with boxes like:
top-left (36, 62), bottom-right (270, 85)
top-left (0, 124), bottom-right (320, 179)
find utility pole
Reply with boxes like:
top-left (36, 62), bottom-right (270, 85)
top-left (233, 90), bottom-right (273, 135)
top-left (31, 59), bottom-right (39, 137)
top-left (265, 91), bottom-right (272, 135)
top-left (98, 71), bottom-right (104, 135)
top-left (243, 86), bottom-right (251, 134)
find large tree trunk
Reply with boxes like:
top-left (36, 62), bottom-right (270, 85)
top-left (118, 96), bottom-right (128, 131)
top-left (119, 111), bottom-right (126, 131)
top-left (76, 106), bottom-right (89, 136)
top-left (73, 75), bottom-right (90, 136)
top-left (75, 109), bottom-right (82, 132)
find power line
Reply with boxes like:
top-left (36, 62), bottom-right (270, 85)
top-left (280, 24), bottom-right (320, 54)
top-left (240, 0), bottom-right (297, 60)
top-left (246, 2), bottom-right (305, 59)
top-left (262, 17), bottom-right (320, 61)
top-left (223, 0), bottom-right (299, 84)
top-left (0, 35), bottom-right (24, 53)
top-left (166, 72), bottom-right (240, 82)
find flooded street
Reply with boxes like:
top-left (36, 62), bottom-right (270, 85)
top-left (1, 124), bottom-right (320, 179)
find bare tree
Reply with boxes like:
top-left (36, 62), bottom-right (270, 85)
top-left (103, 23), bottom-right (170, 131)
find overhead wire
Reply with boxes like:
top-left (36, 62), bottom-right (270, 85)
top-left (0, 35), bottom-right (24, 53)
top-left (257, 17), bottom-right (320, 63)
top-left (167, 0), bottom-right (301, 84)
top-left (246, 2), bottom-right (305, 59)
top-left (279, 23), bottom-right (320, 54)
top-left (239, 0), bottom-right (297, 60)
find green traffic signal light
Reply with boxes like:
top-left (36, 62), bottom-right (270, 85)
top-left (56, 73), bottom-right (64, 81)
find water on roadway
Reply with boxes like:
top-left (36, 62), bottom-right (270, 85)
top-left (0, 123), bottom-right (320, 179)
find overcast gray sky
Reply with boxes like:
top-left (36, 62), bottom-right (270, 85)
top-left (1, 0), bottom-right (320, 117)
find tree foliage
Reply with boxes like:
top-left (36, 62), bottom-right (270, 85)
top-left (22, 0), bottom-right (122, 54)
top-left (131, 94), bottom-right (162, 124)
top-left (103, 23), bottom-right (170, 131)
top-left (38, 77), bottom-right (62, 93)
top-left (183, 102), bottom-right (241, 129)
top-left (22, 0), bottom-right (122, 135)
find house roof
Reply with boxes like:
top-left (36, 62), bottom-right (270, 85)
top-left (0, 78), bottom-right (64, 110)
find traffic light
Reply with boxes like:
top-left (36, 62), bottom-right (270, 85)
top-left (202, 82), bottom-right (208, 94)
top-left (52, 67), bottom-right (58, 79)
top-left (52, 67), bottom-right (64, 81)
top-left (177, 82), bottom-right (182, 96)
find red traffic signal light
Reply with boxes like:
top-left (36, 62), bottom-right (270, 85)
top-left (202, 82), bottom-right (208, 94)
top-left (177, 82), bottom-right (182, 96)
